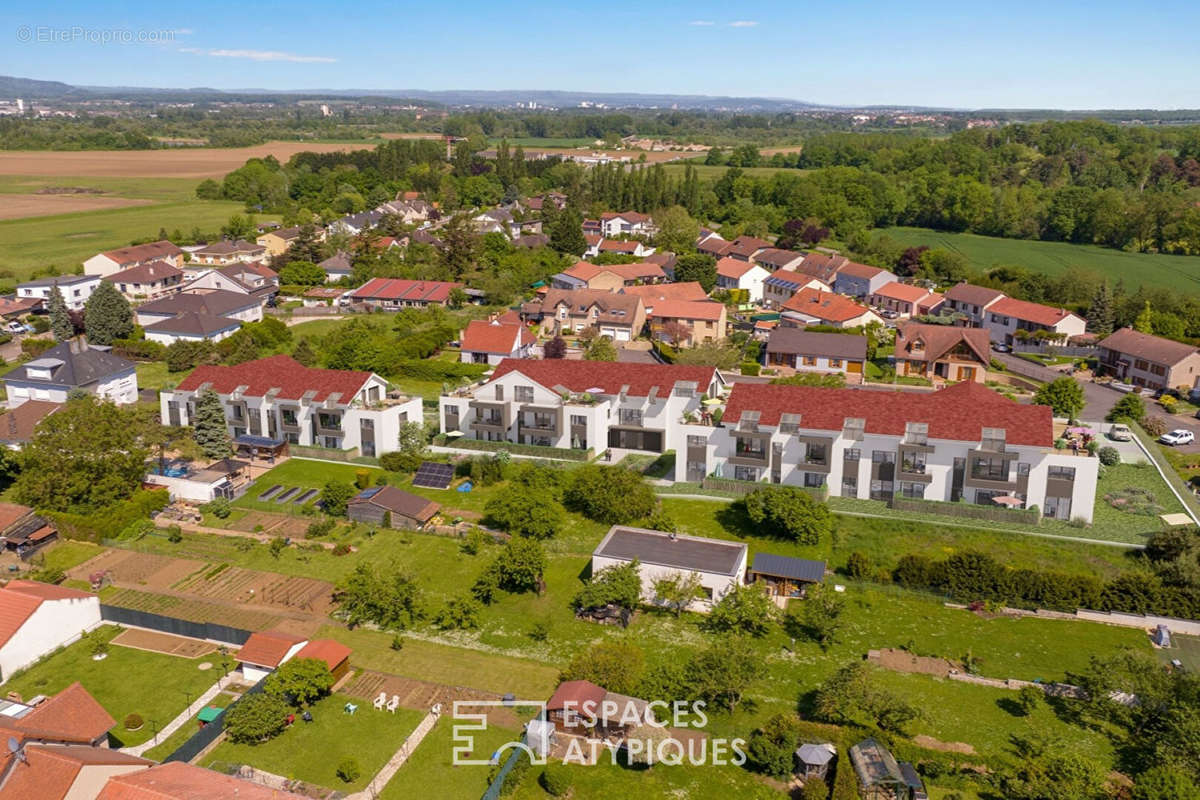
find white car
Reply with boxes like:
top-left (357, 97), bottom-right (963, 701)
top-left (1159, 429), bottom-right (1195, 446)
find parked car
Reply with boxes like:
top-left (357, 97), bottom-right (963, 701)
top-left (4, 321), bottom-right (29, 334)
top-left (1159, 429), bottom-right (1195, 446)
top-left (880, 309), bottom-right (900, 320)
top-left (1110, 381), bottom-right (1144, 395)
top-left (992, 343), bottom-right (1012, 353)
top-left (1108, 423), bottom-right (1133, 442)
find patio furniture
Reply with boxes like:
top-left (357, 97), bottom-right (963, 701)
top-left (344, 702), bottom-right (358, 715)
top-left (373, 692), bottom-right (387, 710)
top-left (302, 710), bottom-right (313, 722)
top-left (387, 695), bottom-right (400, 713)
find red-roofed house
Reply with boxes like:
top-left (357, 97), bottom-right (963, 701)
top-left (84, 241), bottom-right (184, 278)
top-left (983, 296), bottom-right (1087, 345)
top-left (941, 282), bottom-right (1006, 327)
top-left (716, 257), bottom-right (770, 303)
top-left (97, 761), bottom-right (308, 800)
top-left (11, 682), bottom-right (116, 745)
top-left (895, 322), bottom-right (992, 383)
top-left (647, 300), bottom-right (728, 346)
top-left (546, 680), bottom-right (607, 733)
top-left (0, 583), bottom-right (100, 681)
top-left (460, 318), bottom-right (537, 365)
top-left (161, 355), bottom-right (422, 458)
top-left (680, 381), bottom-right (1097, 522)
top-left (869, 282), bottom-right (943, 319)
top-left (349, 277), bottom-right (465, 309)
top-left (724, 235), bottom-right (772, 262)
top-left (236, 631), bottom-right (307, 682)
top-left (0, 744), bottom-right (149, 800)
top-left (782, 289), bottom-right (883, 329)
top-left (293, 639), bottom-right (352, 681)
top-left (551, 260), bottom-right (667, 291)
top-left (439, 359), bottom-right (722, 454)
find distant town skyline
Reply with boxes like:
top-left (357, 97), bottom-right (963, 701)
top-left (4, 0), bottom-right (1200, 109)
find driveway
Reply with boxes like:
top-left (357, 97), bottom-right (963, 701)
top-left (993, 352), bottom-right (1123, 420)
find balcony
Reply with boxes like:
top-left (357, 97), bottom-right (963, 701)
top-left (729, 438), bottom-right (769, 467)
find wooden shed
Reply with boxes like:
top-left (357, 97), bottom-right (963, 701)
top-left (346, 486), bottom-right (440, 530)
top-left (293, 639), bottom-right (353, 682)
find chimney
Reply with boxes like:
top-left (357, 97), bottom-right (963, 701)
top-left (8, 413), bottom-right (17, 436)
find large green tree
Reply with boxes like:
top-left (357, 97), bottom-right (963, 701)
top-left (560, 641), bottom-right (645, 695)
top-left (704, 583), bottom-right (779, 637)
top-left (484, 486), bottom-right (564, 539)
top-left (224, 693), bottom-right (291, 744)
top-left (1085, 281), bottom-right (1116, 336)
top-left (192, 388), bottom-right (232, 460)
top-left (48, 284), bottom-right (73, 342)
top-left (564, 465), bottom-right (657, 524)
top-left (742, 487), bottom-right (833, 545)
top-left (1033, 376), bottom-right (1086, 419)
top-left (14, 396), bottom-right (149, 512)
top-left (264, 657), bottom-right (334, 707)
top-left (653, 205), bottom-right (700, 254)
top-left (549, 207), bottom-right (587, 256)
top-left (83, 280), bottom-right (134, 345)
top-left (337, 562), bottom-right (424, 630)
top-left (673, 253), bottom-right (718, 292)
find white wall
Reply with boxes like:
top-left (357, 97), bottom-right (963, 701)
top-left (591, 550), bottom-right (747, 612)
top-left (83, 254), bottom-right (120, 277)
top-left (0, 596), bottom-right (102, 682)
top-left (17, 278), bottom-right (101, 311)
top-left (145, 327), bottom-right (239, 346)
top-left (142, 473), bottom-right (226, 502)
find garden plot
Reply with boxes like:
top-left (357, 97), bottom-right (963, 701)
top-left (110, 628), bottom-right (215, 658)
top-left (227, 510), bottom-right (312, 538)
top-left (172, 565), bottom-right (336, 615)
top-left (70, 549), bottom-right (206, 589)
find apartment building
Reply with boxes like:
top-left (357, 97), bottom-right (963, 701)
top-left (438, 359), bottom-right (722, 454)
top-left (16, 274), bottom-right (101, 311)
top-left (162, 355), bottom-right (421, 457)
top-left (675, 381), bottom-right (1097, 522)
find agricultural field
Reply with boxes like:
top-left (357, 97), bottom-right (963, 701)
top-left (883, 225), bottom-right (1200, 293)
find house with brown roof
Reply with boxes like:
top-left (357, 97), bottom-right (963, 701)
top-left (236, 630), bottom-right (307, 682)
top-left (647, 300), bottom-right (728, 346)
top-left (782, 289), bottom-right (883, 329)
top-left (751, 248), bottom-right (805, 273)
top-left (0, 502), bottom-right (56, 554)
top-left (97, 761), bottom-right (309, 800)
top-left (620, 282), bottom-right (710, 305)
top-left (551, 260), bottom-right (666, 291)
top-left (794, 252), bottom-right (850, 284)
top-left (255, 225), bottom-right (318, 262)
top-left (292, 639), bottom-right (353, 681)
top-left (832, 262), bottom-right (896, 299)
top-left (0, 580), bottom-right (100, 679)
top-left (697, 231), bottom-right (732, 258)
top-left (182, 262), bottom-right (280, 303)
top-left (189, 239), bottom-right (266, 266)
top-left (0, 743), bottom-right (150, 800)
top-left (869, 282), bottom-right (943, 318)
top-left (716, 257), bottom-right (770, 302)
top-left (108, 261), bottom-right (184, 302)
top-left (765, 328), bottom-right (868, 380)
top-left (1097, 327), bottom-right (1200, 392)
top-left (941, 282), bottom-right (1005, 327)
top-left (681, 380), bottom-right (1098, 522)
top-left (524, 288), bottom-right (646, 342)
top-left (724, 235), bottom-right (773, 262)
top-left (347, 485), bottom-right (440, 530)
top-left (84, 241), bottom-right (184, 278)
top-left (894, 322), bottom-right (991, 383)
top-left (459, 318), bottom-right (537, 365)
top-left (135, 289), bottom-right (265, 345)
top-left (0, 400), bottom-right (61, 449)
top-left (983, 296), bottom-right (1086, 345)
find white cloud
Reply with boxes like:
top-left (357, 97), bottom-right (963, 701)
top-left (180, 47), bottom-right (336, 63)
top-left (689, 20), bottom-right (715, 26)
top-left (728, 20), bottom-right (759, 27)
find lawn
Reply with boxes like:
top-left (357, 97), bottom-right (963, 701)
top-left (33, 539), bottom-right (105, 573)
top-left (135, 361), bottom-right (175, 391)
top-left (380, 717), bottom-right (524, 800)
top-left (1089, 462), bottom-right (1186, 542)
top-left (203, 692), bottom-right (425, 791)
top-left (507, 755), bottom-right (783, 800)
top-left (882, 226), bottom-right (1200, 293)
top-left (142, 689), bottom-right (240, 762)
top-left (3, 625), bottom-right (222, 746)
top-left (1157, 633), bottom-right (1200, 672)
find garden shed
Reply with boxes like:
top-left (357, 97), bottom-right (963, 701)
top-left (346, 486), bottom-right (440, 530)
top-left (849, 738), bottom-right (908, 800)
top-left (748, 553), bottom-right (826, 600)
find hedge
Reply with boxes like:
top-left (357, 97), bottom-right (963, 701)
top-left (702, 476), bottom-right (828, 501)
top-left (290, 445), bottom-right (380, 465)
top-left (45, 489), bottom-right (170, 543)
top-left (890, 496), bottom-right (1039, 526)
top-left (433, 434), bottom-right (590, 461)
top-left (388, 359), bottom-right (487, 383)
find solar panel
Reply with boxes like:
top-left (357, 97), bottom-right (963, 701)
top-left (275, 487), bottom-right (300, 503)
top-left (411, 461), bottom-right (454, 489)
top-left (293, 489), bottom-right (318, 505)
top-left (258, 484), bottom-right (282, 501)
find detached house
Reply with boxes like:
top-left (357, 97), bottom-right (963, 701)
top-left (765, 328), bottom-right (868, 379)
top-left (697, 232), bottom-right (732, 258)
top-left (319, 251), bottom-right (355, 282)
top-left (724, 235), bottom-right (773, 262)
top-left (762, 271), bottom-right (832, 308)
top-left (183, 262), bottom-right (279, 303)
top-left (0, 581), bottom-right (100, 680)
top-left (348, 277), bottom-right (465, 309)
top-left (108, 260), bottom-right (184, 301)
top-left (894, 322), bottom-right (991, 383)
top-left (329, 209), bottom-right (384, 236)
top-left (595, 239), bottom-right (655, 258)
top-left (716, 257), bottom-right (771, 303)
top-left (459, 318), bottom-right (536, 365)
top-left (983, 296), bottom-right (1086, 345)
top-left (782, 289), bottom-right (882, 329)
top-left (162, 355), bottom-right (422, 457)
top-left (599, 211), bottom-right (653, 237)
top-left (869, 282), bottom-right (943, 318)
top-left (3, 339), bottom-right (137, 408)
top-left (621, 282), bottom-right (710, 305)
top-left (439, 358), bottom-right (721, 453)
top-left (794, 252), bottom-right (849, 285)
top-left (190, 239), bottom-right (266, 266)
top-left (135, 289), bottom-right (264, 345)
top-left (941, 283), bottom-right (1005, 327)
top-left (676, 380), bottom-right (1098, 522)
top-left (752, 248), bottom-right (805, 273)
top-left (256, 225), bottom-right (311, 262)
top-left (84, 240), bottom-right (184, 277)
top-left (1097, 327), bottom-right (1200, 392)
top-left (523, 288), bottom-right (645, 342)
top-left (551, 260), bottom-right (667, 291)
top-left (647, 300), bottom-right (728, 346)
top-left (16, 274), bottom-right (101, 312)
top-left (832, 262), bottom-right (896, 299)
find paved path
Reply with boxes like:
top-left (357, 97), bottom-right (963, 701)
top-left (121, 673), bottom-right (236, 757)
top-left (347, 708), bottom-right (441, 800)
top-left (993, 353), bottom-right (1124, 420)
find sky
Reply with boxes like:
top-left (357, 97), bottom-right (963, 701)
top-left (3, 0), bottom-right (1200, 109)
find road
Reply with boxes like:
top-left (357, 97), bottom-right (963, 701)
top-left (992, 352), bottom-right (1124, 421)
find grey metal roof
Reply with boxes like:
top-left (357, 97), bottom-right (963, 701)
top-left (899, 762), bottom-right (925, 790)
top-left (766, 328), bottom-right (867, 360)
top-left (796, 743), bottom-right (835, 766)
top-left (137, 289), bottom-right (259, 318)
top-left (4, 340), bottom-right (133, 389)
top-left (18, 274), bottom-right (98, 288)
top-left (594, 526), bottom-right (746, 577)
top-left (751, 553), bottom-right (826, 583)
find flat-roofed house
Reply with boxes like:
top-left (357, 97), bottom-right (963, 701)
top-left (716, 257), bottom-right (771, 303)
top-left (84, 240), bottom-right (184, 277)
top-left (782, 289), bottom-right (883, 329)
top-left (983, 296), bottom-right (1087, 345)
top-left (591, 526), bottom-right (749, 612)
top-left (1097, 327), bottom-right (1200, 392)
top-left (16, 274), bottom-right (102, 312)
top-left (765, 328), bottom-right (868, 379)
top-left (894, 322), bottom-right (991, 383)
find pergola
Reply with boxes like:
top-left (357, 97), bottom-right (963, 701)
top-left (233, 434), bottom-right (289, 463)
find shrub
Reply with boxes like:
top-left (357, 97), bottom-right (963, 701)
top-left (203, 497), bottom-right (232, 519)
top-left (1097, 446), bottom-right (1120, 466)
top-left (354, 469), bottom-right (371, 489)
top-left (1108, 393), bottom-right (1146, 423)
top-left (539, 764), bottom-right (573, 796)
top-left (380, 450), bottom-right (423, 473)
top-left (166, 525), bottom-right (183, 543)
top-left (564, 465), bottom-right (657, 524)
top-left (1143, 415), bottom-right (1168, 437)
top-left (742, 486), bottom-right (832, 545)
top-left (332, 542), bottom-right (352, 556)
top-left (123, 713), bottom-right (144, 731)
top-left (846, 551), bottom-right (872, 579)
top-left (435, 596), bottom-right (481, 630)
top-left (306, 517), bottom-right (337, 538)
top-left (740, 361), bottom-right (761, 376)
top-left (336, 758), bottom-right (361, 783)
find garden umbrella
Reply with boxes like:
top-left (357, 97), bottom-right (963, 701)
top-left (992, 494), bottom-right (1024, 507)
top-left (445, 430), bottom-right (464, 438)
top-left (702, 397), bottom-right (723, 405)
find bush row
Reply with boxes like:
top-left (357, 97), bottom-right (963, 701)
top-left (47, 489), bottom-right (170, 543)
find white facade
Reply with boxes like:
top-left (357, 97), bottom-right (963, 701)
top-left (16, 276), bottom-right (101, 311)
top-left (6, 365), bottom-right (137, 408)
top-left (135, 300), bottom-right (263, 329)
top-left (144, 323), bottom-right (240, 346)
top-left (0, 593), bottom-right (102, 682)
top-left (240, 640), bottom-right (306, 683)
top-left (983, 310), bottom-right (1087, 345)
top-left (600, 215), bottom-right (652, 237)
top-left (82, 253), bottom-right (123, 277)
top-left (716, 264), bottom-right (770, 303)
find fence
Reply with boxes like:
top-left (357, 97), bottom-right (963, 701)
top-left (164, 674), bottom-right (267, 764)
top-left (291, 446), bottom-right (380, 466)
top-left (99, 605), bottom-right (251, 646)
top-left (480, 738), bottom-right (529, 800)
top-left (1012, 342), bottom-right (1096, 357)
top-left (890, 496), bottom-right (1040, 525)
top-left (701, 476), bottom-right (829, 501)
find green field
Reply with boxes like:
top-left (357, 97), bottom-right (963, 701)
top-left (664, 163), bottom-right (805, 180)
top-left (381, 718), bottom-right (524, 800)
top-left (883, 226), bottom-right (1200, 292)
top-left (0, 174), bottom-right (241, 278)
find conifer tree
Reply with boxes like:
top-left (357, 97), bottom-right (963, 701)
top-left (192, 389), bottom-right (232, 460)
top-left (48, 284), bottom-right (73, 342)
top-left (83, 281), bottom-right (133, 345)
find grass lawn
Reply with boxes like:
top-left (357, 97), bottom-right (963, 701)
top-left (33, 539), bottom-right (105, 573)
top-left (507, 756), bottom-right (782, 800)
top-left (1157, 633), bottom-right (1200, 671)
top-left (142, 689), bottom-right (239, 762)
top-left (4, 625), bottom-right (222, 746)
top-left (882, 226), bottom-right (1200, 293)
top-left (380, 717), bottom-right (524, 800)
top-left (203, 693), bottom-right (425, 791)
top-left (135, 361), bottom-right (175, 391)
top-left (1089, 462), bottom-right (1186, 542)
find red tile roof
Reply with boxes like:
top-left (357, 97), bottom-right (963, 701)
top-left (16, 682), bottom-right (115, 743)
top-left (547, 680), bottom-right (606, 711)
top-left (176, 355), bottom-right (373, 403)
top-left (2, 745), bottom-right (148, 800)
top-left (782, 289), bottom-right (873, 324)
top-left (0, 588), bottom-right (42, 648)
top-left (716, 257), bottom-right (761, 279)
top-left (871, 281), bottom-right (931, 304)
top-left (98, 762), bottom-right (309, 800)
top-left (725, 381), bottom-right (1052, 446)
top-left (597, 240), bottom-right (641, 253)
top-left (600, 211), bottom-right (651, 223)
top-left (490, 358), bottom-right (717, 397)
top-left (562, 261), bottom-right (665, 282)
top-left (988, 296), bottom-right (1081, 328)
top-left (293, 639), bottom-right (352, 672)
top-left (0, 503), bottom-right (33, 532)
top-left (236, 630), bottom-right (306, 668)
top-left (621, 282), bottom-right (709, 302)
top-left (460, 320), bottom-right (535, 355)
top-left (0, 297), bottom-right (44, 316)
top-left (350, 277), bottom-right (464, 304)
top-left (99, 241), bottom-right (183, 267)
top-left (647, 300), bottom-right (726, 322)
top-left (724, 236), bottom-right (772, 259)
top-left (3, 580), bottom-right (94, 602)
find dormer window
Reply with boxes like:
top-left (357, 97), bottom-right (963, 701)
top-left (981, 427), bottom-right (1006, 451)
top-left (779, 413), bottom-right (802, 434)
top-left (905, 422), bottom-right (929, 446)
top-left (737, 410), bottom-right (761, 432)
top-left (843, 417), bottom-right (865, 441)
top-left (910, 338), bottom-right (925, 353)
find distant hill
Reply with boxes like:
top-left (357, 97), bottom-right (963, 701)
top-left (0, 75), bottom-right (78, 97)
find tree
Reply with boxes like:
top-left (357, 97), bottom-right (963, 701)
top-left (439, 213), bottom-right (481, 279)
top-left (1086, 282), bottom-right (1116, 336)
top-left (83, 280), bottom-right (133, 345)
top-left (673, 253), bottom-right (718, 293)
top-left (48, 285), bottom-right (73, 342)
top-left (653, 205), bottom-right (700, 254)
top-left (1134, 300), bottom-right (1155, 334)
top-left (564, 465), bottom-right (657, 524)
top-left (584, 335), bottom-right (617, 361)
top-left (278, 260), bottom-right (327, 286)
top-left (560, 641), bottom-right (645, 695)
top-left (224, 693), bottom-right (291, 743)
top-left (337, 562), bottom-right (424, 630)
top-left (543, 335), bottom-right (567, 359)
top-left (660, 320), bottom-right (692, 346)
top-left (686, 636), bottom-right (759, 712)
top-left (319, 480), bottom-right (356, 517)
top-left (652, 571), bottom-right (703, 616)
top-left (380, 420), bottom-right (429, 473)
top-left (1107, 392), bottom-right (1146, 423)
top-left (549, 207), bottom-right (587, 256)
top-left (292, 338), bottom-right (317, 367)
top-left (484, 486), bottom-right (564, 539)
top-left (265, 657), bottom-right (334, 707)
top-left (448, 287), bottom-right (468, 309)
top-left (801, 778), bottom-right (829, 800)
top-left (166, 339), bottom-right (217, 372)
top-left (1001, 735), bottom-right (1109, 800)
top-left (574, 560), bottom-right (642, 611)
top-left (14, 397), bottom-right (148, 512)
top-left (191, 389), bottom-right (232, 460)
top-left (1033, 376), bottom-right (1086, 420)
top-left (705, 583), bottom-right (779, 637)
top-left (813, 662), bottom-right (920, 734)
top-left (1016, 685), bottom-right (1042, 716)
top-left (785, 583), bottom-right (843, 649)
top-left (435, 595), bottom-right (482, 630)
top-left (742, 487), bottom-right (832, 545)
top-left (746, 713), bottom-right (803, 778)
top-left (474, 538), bottom-right (547, 602)
top-left (1133, 766), bottom-right (1200, 800)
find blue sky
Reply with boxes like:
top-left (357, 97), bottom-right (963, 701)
top-left (3, 0), bottom-right (1200, 108)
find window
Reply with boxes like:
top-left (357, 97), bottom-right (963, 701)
top-left (905, 422), bottom-right (928, 446)
top-left (841, 475), bottom-right (858, 496)
top-left (869, 480), bottom-right (894, 500)
top-left (898, 481), bottom-right (926, 498)
top-left (1048, 466), bottom-right (1076, 481)
top-left (1134, 359), bottom-right (1149, 371)
top-left (735, 437), bottom-right (766, 459)
top-left (803, 356), bottom-right (817, 366)
top-left (981, 427), bottom-right (1006, 451)
top-left (971, 456), bottom-right (1008, 481)
top-left (844, 448), bottom-right (861, 461)
top-left (803, 472), bottom-right (824, 488)
top-left (805, 443), bottom-right (827, 466)
top-left (687, 435), bottom-right (707, 448)
top-left (734, 465), bottom-right (760, 482)
top-left (901, 451), bottom-right (927, 474)
top-left (871, 450), bottom-right (895, 464)
top-left (829, 358), bottom-right (842, 368)
top-left (687, 460), bottom-right (706, 481)
top-left (495, 385), bottom-right (504, 401)
top-left (231, 405), bottom-right (244, 420)
top-left (1045, 495), bottom-right (1072, 521)
top-left (571, 414), bottom-right (587, 427)
top-left (515, 386), bottom-right (534, 404)
top-left (618, 409), bottom-right (643, 427)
